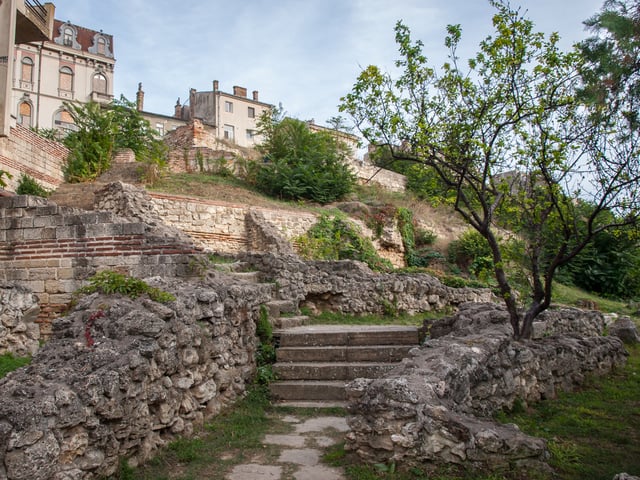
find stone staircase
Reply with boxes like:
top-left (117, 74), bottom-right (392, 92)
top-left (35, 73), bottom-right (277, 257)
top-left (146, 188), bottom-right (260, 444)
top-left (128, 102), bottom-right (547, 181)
top-left (270, 325), bottom-right (420, 406)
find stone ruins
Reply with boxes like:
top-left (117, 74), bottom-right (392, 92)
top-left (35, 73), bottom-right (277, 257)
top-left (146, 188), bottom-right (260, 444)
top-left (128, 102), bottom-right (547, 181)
top-left (0, 181), bottom-right (637, 479)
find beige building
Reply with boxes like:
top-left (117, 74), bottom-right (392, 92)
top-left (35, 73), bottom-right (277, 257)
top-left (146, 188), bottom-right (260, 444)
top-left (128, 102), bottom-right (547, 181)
top-left (174, 81), bottom-right (272, 148)
top-left (10, 16), bottom-right (115, 134)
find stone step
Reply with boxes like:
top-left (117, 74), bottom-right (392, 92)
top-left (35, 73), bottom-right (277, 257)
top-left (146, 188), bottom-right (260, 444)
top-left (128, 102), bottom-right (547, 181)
top-left (269, 380), bottom-right (347, 402)
top-left (274, 362), bottom-right (400, 381)
top-left (273, 400), bottom-right (347, 409)
top-left (276, 344), bottom-right (414, 363)
top-left (266, 299), bottom-right (298, 318)
top-left (274, 325), bottom-right (419, 347)
top-left (272, 315), bottom-right (310, 329)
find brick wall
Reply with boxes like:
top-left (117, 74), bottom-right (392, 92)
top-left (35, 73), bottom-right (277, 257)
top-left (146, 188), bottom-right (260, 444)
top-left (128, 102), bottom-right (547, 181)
top-left (0, 125), bottom-right (68, 192)
top-left (0, 195), bottom-right (202, 338)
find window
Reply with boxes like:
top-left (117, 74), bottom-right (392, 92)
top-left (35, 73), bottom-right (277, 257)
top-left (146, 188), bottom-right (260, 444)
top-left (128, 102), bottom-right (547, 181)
top-left (97, 37), bottom-right (106, 55)
top-left (59, 66), bottom-right (74, 91)
top-left (63, 27), bottom-right (74, 46)
top-left (248, 107), bottom-right (255, 118)
top-left (224, 101), bottom-right (233, 113)
top-left (18, 102), bottom-right (32, 127)
top-left (223, 124), bottom-right (235, 141)
top-left (155, 123), bottom-right (165, 136)
top-left (246, 129), bottom-right (256, 140)
top-left (92, 72), bottom-right (107, 94)
top-left (21, 57), bottom-right (34, 83)
top-left (54, 109), bottom-right (76, 134)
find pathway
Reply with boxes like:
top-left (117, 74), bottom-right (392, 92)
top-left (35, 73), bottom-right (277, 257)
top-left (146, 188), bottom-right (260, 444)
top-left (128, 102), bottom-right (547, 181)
top-left (226, 414), bottom-right (348, 480)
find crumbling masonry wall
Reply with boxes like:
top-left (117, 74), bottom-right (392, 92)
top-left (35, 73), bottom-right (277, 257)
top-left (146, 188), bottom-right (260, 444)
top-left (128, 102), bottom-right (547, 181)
top-left (0, 194), bottom-right (202, 339)
top-left (345, 303), bottom-right (628, 474)
top-left (0, 276), bottom-right (273, 480)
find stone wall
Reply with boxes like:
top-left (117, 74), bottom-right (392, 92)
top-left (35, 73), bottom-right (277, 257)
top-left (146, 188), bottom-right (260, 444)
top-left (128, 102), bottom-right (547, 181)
top-left (243, 252), bottom-right (494, 316)
top-left (0, 284), bottom-right (40, 356)
top-left (350, 163), bottom-right (407, 192)
top-left (0, 125), bottom-right (68, 193)
top-left (0, 275), bottom-right (273, 480)
top-left (0, 194), bottom-right (202, 338)
top-left (345, 303), bottom-right (628, 475)
top-left (149, 192), bottom-right (318, 254)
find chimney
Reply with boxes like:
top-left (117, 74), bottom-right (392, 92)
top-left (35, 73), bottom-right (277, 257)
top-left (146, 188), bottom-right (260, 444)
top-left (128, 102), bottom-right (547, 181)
top-left (213, 80), bottom-right (219, 92)
top-left (252, 90), bottom-right (259, 101)
top-left (174, 98), bottom-right (182, 118)
top-left (136, 82), bottom-right (144, 111)
top-left (233, 86), bottom-right (247, 97)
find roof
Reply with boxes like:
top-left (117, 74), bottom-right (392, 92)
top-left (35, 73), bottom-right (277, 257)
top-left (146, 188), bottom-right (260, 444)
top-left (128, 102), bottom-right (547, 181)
top-left (52, 19), bottom-right (114, 58)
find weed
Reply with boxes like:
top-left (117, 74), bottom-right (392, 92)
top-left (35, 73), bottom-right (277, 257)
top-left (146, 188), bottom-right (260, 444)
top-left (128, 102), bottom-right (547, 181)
top-left (0, 353), bottom-right (31, 379)
top-left (77, 271), bottom-right (176, 303)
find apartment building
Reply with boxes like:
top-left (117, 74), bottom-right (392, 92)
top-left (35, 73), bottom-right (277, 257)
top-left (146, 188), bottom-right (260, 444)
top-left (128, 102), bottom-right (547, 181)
top-left (10, 17), bottom-right (115, 134)
top-left (174, 80), bottom-right (272, 148)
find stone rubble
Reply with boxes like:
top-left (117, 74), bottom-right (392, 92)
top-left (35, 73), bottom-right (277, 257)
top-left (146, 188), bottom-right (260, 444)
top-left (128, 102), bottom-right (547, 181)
top-left (0, 283), bottom-right (40, 356)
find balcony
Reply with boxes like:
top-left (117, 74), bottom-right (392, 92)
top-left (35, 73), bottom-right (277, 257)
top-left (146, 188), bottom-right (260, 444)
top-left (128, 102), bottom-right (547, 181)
top-left (15, 0), bottom-right (54, 44)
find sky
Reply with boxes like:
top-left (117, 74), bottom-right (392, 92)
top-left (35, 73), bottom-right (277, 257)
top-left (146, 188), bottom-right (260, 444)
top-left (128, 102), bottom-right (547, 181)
top-left (52, 0), bottom-right (604, 127)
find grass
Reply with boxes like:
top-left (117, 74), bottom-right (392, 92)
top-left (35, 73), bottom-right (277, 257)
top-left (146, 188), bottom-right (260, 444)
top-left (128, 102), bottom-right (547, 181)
top-left (0, 353), bottom-right (31, 378)
top-left (552, 282), bottom-right (637, 316)
top-left (128, 385), bottom-right (274, 480)
top-left (495, 344), bottom-right (640, 480)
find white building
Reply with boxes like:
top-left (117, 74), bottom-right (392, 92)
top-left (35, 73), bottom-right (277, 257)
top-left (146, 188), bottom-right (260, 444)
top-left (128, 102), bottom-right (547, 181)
top-left (11, 16), bottom-right (115, 134)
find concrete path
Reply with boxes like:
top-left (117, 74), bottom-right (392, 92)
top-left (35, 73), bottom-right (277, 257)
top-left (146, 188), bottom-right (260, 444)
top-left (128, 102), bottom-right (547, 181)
top-left (226, 414), bottom-right (348, 480)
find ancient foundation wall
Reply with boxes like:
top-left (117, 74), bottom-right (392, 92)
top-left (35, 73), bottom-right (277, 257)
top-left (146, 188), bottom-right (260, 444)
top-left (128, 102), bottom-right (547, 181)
top-left (0, 277), bottom-right (272, 480)
top-left (0, 195), bottom-right (201, 338)
top-left (346, 303), bottom-right (629, 474)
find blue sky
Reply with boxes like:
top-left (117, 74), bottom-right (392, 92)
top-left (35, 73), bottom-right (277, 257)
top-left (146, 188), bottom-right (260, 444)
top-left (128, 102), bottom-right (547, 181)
top-left (52, 0), bottom-right (604, 126)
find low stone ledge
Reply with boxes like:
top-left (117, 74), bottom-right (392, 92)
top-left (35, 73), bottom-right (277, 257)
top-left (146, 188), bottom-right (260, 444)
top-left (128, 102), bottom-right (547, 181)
top-left (345, 303), bottom-right (628, 475)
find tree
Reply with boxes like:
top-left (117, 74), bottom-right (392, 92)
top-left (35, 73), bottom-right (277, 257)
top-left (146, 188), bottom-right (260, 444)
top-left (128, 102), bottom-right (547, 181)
top-left (62, 96), bottom-right (167, 183)
top-left (340, 0), bottom-right (640, 339)
top-left (253, 114), bottom-right (356, 204)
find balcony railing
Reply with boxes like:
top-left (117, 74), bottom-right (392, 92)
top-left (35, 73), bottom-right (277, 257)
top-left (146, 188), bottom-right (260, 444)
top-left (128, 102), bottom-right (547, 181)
top-left (24, 0), bottom-right (48, 30)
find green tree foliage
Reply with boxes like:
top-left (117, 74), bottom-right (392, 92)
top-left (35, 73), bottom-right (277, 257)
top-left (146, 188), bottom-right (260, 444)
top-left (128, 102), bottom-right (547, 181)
top-left (62, 96), bottom-right (167, 183)
top-left (340, 1), bottom-right (640, 339)
top-left (252, 113), bottom-right (356, 204)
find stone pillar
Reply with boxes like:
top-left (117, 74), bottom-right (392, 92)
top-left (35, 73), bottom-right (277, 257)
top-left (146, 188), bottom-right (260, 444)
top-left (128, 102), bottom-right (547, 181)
top-left (0, 0), bottom-right (18, 137)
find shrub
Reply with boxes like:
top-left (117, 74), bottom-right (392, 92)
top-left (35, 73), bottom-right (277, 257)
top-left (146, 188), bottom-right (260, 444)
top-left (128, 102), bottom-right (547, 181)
top-left (252, 116), bottom-right (356, 204)
top-left (296, 213), bottom-right (392, 272)
top-left (77, 270), bottom-right (175, 303)
top-left (448, 229), bottom-right (493, 279)
top-left (16, 174), bottom-right (50, 197)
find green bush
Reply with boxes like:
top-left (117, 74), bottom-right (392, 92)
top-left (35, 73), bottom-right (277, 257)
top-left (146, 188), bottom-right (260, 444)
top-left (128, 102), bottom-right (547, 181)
top-left (448, 229), bottom-right (493, 279)
top-left (296, 213), bottom-right (392, 272)
top-left (16, 174), bottom-right (50, 197)
top-left (77, 270), bottom-right (175, 303)
top-left (252, 116), bottom-right (356, 204)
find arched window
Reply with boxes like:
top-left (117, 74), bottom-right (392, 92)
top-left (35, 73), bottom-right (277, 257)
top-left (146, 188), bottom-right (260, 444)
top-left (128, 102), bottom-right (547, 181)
top-left (18, 101), bottom-right (32, 127)
top-left (21, 57), bottom-right (34, 83)
top-left (54, 109), bottom-right (75, 134)
top-left (63, 27), bottom-right (74, 46)
top-left (59, 66), bottom-right (73, 92)
top-left (92, 72), bottom-right (107, 94)
top-left (97, 37), bottom-right (106, 55)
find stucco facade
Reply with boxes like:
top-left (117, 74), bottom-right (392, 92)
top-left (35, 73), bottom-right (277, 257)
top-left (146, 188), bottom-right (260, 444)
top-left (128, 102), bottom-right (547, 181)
top-left (11, 18), bottom-right (115, 133)
top-left (174, 81), bottom-right (272, 148)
